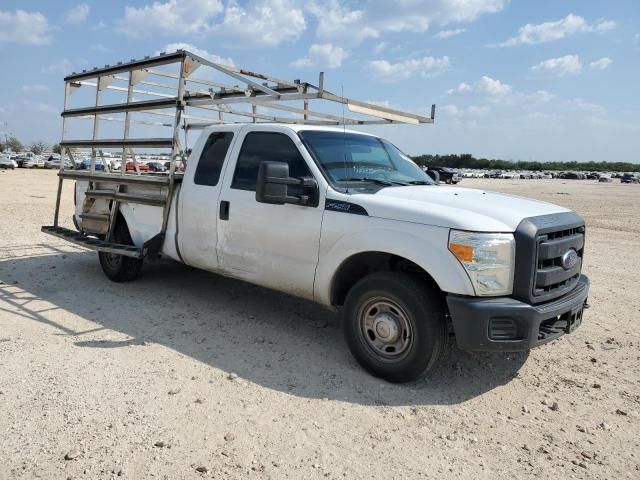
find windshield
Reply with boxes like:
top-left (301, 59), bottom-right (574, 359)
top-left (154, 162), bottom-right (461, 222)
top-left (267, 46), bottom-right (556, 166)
top-left (299, 131), bottom-right (434, 188)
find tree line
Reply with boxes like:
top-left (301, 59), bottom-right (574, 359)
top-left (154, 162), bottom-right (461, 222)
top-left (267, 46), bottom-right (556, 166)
top-left (412, 153), bottom-right (640, 173)
top-left (1, 135), bottom-right (638, 172)
top-left (0, 136), bottom-right (60, 155)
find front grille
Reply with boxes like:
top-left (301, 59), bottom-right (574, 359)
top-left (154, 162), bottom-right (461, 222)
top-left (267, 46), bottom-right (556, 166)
top-left (513, 212), bottom-right (586, 305)
top-left (533, 226), bottom-right (584, 299)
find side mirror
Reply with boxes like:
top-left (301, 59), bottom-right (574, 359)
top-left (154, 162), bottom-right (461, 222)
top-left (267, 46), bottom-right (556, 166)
top-left (256, 161), bottom-right (318, 206)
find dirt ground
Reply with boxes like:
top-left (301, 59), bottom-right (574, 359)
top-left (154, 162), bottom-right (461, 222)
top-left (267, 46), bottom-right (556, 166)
top-left (1, 169), bottom-right (639, 480)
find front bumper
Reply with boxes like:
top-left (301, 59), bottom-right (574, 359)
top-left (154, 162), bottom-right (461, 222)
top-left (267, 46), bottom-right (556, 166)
top-left (447, 274), bottom-right (589, 351)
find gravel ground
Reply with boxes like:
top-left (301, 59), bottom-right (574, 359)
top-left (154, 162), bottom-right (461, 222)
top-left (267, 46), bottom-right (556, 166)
top-left (0, 169), bottom-right (639, 479)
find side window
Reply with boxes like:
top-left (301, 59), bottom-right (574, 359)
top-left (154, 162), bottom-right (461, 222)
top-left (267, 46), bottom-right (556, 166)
top-left (231, 132), bottom-right (312, 192)
top-left (193, 132), bottom-right (234, 186)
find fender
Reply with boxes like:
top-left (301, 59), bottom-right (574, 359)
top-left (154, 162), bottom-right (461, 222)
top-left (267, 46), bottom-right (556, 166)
top-left (314, 215), bottom-right (475, 307)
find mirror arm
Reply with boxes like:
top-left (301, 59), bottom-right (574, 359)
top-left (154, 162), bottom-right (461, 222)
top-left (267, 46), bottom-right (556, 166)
top-left (264, 176), bottom-right (314, 187)
top-left (284, 194), bottom-right (310, 206)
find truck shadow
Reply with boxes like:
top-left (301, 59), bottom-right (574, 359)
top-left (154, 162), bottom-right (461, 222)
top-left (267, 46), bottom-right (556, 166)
top-left (0, 248), bottom-right (528, 406)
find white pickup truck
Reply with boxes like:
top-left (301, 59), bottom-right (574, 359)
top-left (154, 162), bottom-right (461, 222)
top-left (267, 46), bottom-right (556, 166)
top-left (43, 50), bottom-right (589, 382)
top-left (64, 123), bottom-right (587, 382)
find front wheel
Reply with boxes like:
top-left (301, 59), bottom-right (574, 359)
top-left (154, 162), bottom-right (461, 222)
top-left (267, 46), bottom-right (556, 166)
top-left (98, 220), bottom-right (143, 282)
top-left (343, 272), bottom-right (447, 382)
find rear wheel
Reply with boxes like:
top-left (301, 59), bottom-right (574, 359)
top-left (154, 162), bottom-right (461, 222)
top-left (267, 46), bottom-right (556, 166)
top-left (343, 272), bottom-right (446, 382)
top-left (98, 220), bottom-right (143, 282)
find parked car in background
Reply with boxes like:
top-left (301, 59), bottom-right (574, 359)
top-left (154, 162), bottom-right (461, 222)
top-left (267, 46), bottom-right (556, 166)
top-left (0, 154), bottom-right (17, 169)
top-left (598, 176), bottom-right (613, 183)
top-left (125, 161), bottom-right (149, 172)
top-left (620, 173), bottom-right (639, 184)
top-left (18, 156), bottom-right (36, 168)
top-left (163, 161), bottom-right (185, 172)
top-left (424, 166), bottom-right (462, 184)
top-left (560, 172), bottom-right (583, 180)
top-left (79, 159), bottom-right (105, 170)
top-left (108, 159), bottom-right (122, 171)
top-left (45, 154), bottom-right (60, 167)
top-left (147, 161), bottom-right (167, 172)
top-left (45, 156), bottom-right (73, 169)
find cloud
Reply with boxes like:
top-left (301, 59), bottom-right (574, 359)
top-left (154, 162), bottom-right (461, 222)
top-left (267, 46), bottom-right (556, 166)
top-left (211, 0), bottom-right (306, 47)
top-left (90, 21), bottom-right (107, 31)
top-left (65, 3), bottom-right (90, 24)
top-left (118, 0), bottom-right (224, 38)
top-left (433, 28), bottom-right (466, 39)
top-left (308, 0), bottom-right (506, 46)
top-left (490, 13), bottom-right (615, 47)
top-left (158, 43), bottom-right (234, 66)
top-left (0, 9), bottom-right (52, 45)
top-left (441, 104), bottom-right (489, 117)
top-left (22, 100), bottom-right (57, 114)
top-left (117, 0), bottom-right (305, 47)
top-left (589, 57), bottom-right (612, 70)
top-left (449, 76), bottom-right (511, 95)
top-left (291, 43), bottom-right (348, 69)
top-left (369, 56), bottom-right (450, 81)
top-left (89, 43), bottom-right (112, 53)
top-left (565, 98), bottom-right (605, 114)
top-left (42, 59), bottom-right (74, 74)
top-left (447, 78), bottom-right (555, 109)
top-left (373, 41), bottom-right (388, 54)
top-left (531, 55), bottom-right (582, 76)
top-left (22, 85), bottom-right (49, 92)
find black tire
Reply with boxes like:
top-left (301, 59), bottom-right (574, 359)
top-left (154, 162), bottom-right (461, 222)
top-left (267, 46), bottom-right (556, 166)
top-left (343, 272), bottom-right (446, 382)
top-left (98, 220), bottom-right (143, 282)
top-left (445, 177), bottom-right (452, 184)
top-left (426, 170), bottom-right (440, 183)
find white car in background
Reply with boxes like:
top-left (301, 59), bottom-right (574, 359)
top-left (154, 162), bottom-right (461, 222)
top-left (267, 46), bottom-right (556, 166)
top-left (0, 154), bottom-right (17, 169)
top-left (45, 156), bottom-right (73, 169)
top-left (19, 156), bottom-right (36, 168)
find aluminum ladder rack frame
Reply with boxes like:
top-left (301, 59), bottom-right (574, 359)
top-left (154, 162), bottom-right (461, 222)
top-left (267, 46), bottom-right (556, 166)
top-left (43, 49), bottom-right (436, 258)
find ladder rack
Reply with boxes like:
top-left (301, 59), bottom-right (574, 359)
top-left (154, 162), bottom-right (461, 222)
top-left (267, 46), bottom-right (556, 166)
top-left (43, 49), bottom-right (436, 257)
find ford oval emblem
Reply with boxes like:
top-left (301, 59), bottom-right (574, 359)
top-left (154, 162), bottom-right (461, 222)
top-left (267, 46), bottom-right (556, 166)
top-left (561, 249), bottom-right (579, 270)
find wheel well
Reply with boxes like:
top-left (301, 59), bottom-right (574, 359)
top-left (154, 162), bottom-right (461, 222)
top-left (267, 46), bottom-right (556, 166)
top-left (330, 252), bottom-right (441, 306)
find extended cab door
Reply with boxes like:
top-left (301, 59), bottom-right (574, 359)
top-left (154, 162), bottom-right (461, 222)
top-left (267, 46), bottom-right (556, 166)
top-left (216, 127), bottom-right (325, 300)
top-left (178, 126), bottom-right (239, 271)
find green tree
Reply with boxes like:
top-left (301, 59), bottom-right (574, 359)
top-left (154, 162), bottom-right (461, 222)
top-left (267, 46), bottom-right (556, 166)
top-left (6, 136), bottom-right (23, 153)
top-left (410, 153), bottom-right (640, 173)
top-left (52, 143), bottom-right (61, 154)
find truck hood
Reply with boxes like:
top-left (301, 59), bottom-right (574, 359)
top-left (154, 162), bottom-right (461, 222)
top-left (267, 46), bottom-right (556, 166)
top-left (348, 186), bottom-right (570, 232)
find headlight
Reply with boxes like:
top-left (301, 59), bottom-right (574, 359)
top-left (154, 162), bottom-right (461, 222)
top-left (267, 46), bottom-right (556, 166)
top-left (448, 230), bottom-right (515, 296)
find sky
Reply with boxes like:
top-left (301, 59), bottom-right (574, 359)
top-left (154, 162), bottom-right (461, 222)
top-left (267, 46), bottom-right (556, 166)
top-left (0, 0), bottom-right (638, 163)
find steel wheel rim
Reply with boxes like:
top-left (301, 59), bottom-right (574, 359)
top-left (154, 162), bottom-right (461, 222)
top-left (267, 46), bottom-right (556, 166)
top-left (357, 297), bottom-right (413, 361)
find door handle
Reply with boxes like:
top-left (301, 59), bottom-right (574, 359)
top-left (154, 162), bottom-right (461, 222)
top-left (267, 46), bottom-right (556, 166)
top-left (219, 200), bottom-right (230, 220)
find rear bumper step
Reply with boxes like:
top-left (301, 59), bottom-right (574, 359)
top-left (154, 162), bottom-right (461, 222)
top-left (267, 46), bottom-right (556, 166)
top-left (41, 226), bottom-right (143, 258)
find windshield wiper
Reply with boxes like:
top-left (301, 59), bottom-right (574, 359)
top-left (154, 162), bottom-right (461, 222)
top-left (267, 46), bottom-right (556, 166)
top-left (342, 177), bottom-right (408, 186)
top-left (407, 180), bottom-right (433, 185)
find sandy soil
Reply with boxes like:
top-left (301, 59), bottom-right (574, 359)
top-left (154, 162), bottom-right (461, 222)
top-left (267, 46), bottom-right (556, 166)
top-left (1, 169), bottom-right (639, 479)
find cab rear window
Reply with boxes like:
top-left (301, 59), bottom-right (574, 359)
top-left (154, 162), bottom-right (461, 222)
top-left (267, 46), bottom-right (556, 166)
top-left (194, 132), bottom-right (234, 186)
